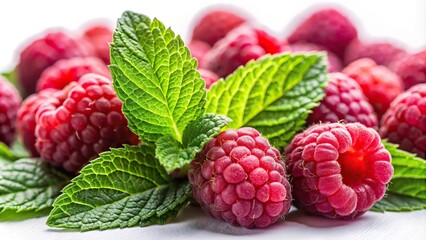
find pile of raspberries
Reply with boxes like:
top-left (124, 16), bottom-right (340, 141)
top-left (0, 4), bottom-right (424, 229)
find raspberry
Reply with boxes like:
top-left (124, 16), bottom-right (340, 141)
top-left (344, 40), bottom-right (407, 67)
top-left (189, 127), bottom-right (292, 228)
top-left (17, 89), bottom-right (57, 157)
top-left (191, 8), bottom-right (247, 46)
top-left (35, 73), bottom-right (139, 173)
top-left (380, 84), bottom-right (426, 158)
top-left (203, 24), bottom-right (283, 78)
top-left (287, 8), bottom-right (357, 58)
top-left (0, 77), bottom-right (21, 146)
top-left (198, 68), bottom-right (219, 89)
top-left (36, 57), bottom-right (111, 91)
top-left (390, 51), bottom-right (426, 90)
top-left (308, 73), bottom-right (377, 128)
top-left (188, 40), bottom-right (211, 67)
top-left (285, 122), bottom-right (393, 219)
top-left (82, 24), bottom-right (113, 64)
top-left (343, 58), bottom-right (403, 118)
top-left (17, 31), bottom-right (92, 96)
top-left (290, 43), bottom-right (342, 72)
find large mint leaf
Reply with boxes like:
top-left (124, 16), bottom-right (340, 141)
top-left (156, 113), bottom-right (231, 173)
top-left (47, 145), bottom-right (192, 231)
top-left (0, 159), bottom-right (69, 219)
top-left (371, 193), bottom-right (426, 212)
top-left (110, 11), bottom-right (206, 143)
top-left (206, 53), bottom-right (328, 148)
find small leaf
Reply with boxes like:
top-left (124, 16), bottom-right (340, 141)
top-left (156, 113), bottom-right (231, 173)
top-left (206, 53), bottom-right (328, 148)
top-left (110, 11), bottom-right (206, 144)
top-left (47, 145), bottom-right (192, 231)
top-left (371, 193), bottom-right (426, 212)
top-left (0, 142), bottom-right (19, 165)
top-left (0, 158), bottom-right (69, 220)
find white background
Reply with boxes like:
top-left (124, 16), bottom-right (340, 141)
top-left (0, 0), bottom-right (425, 239)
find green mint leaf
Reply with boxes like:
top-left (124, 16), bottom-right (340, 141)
top-left (47, 145), bottom-right (192, 231)
top-left (371, 193), bottom-right (426, 212)
top-left (383, 141), bottom-right (426, 199)
top-left (206, 53), bottom-right (328, 148)
top-left (110, 11), bottom-right (206, 144)
top-left (0, 158), bottom-right (69, 220)
top-left (0, 142), bottom-right (19, 165)
top-left (156, 113), bottom-right (231, 173)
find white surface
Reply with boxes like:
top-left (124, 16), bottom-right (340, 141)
top-left (0, 0), bottom-right (425, 239)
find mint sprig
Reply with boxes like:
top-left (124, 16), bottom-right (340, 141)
top-left (47, 145), bottom-right (192, 231)
top-left (206, 53), bottom-right (328, 148)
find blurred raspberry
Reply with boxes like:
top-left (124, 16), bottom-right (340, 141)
top-left (188, 40), bottom-right (211, 67)
top-left (198, 68), bottom-right (219, 89)
top-left (17, 31), bottom-right (92, 97)
top-left (390, 51), bottom-right (426, 90)
top-left (82, 24), bottom-right (113, 64)
top-left (290, 43), bottom-right (342, 72)
top-left (204, 24), bottom-right (282, 78)
top-left (344, 40), bottom-right (407, 67)
top-left (380, 84), bottom-right (426, 158)
top-left (343, 58), bottom-right (403, 118)
top-left (285, 122), bottom-right (393, 219)
top-left (287, 8), bottom-right (357, 58)
top-left (0, 77), bottom-right (21, 146)
top-left (37, 57), bottom-right (111, 91)
top-left (308, 73), bottom-right (377, 128)
top-left (191, 8), bottom-right (247, 46)
top-left (189, 127), bottom-right (292, 228)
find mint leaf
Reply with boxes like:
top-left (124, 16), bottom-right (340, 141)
top-left (371, 193), bottom-right (426, 212)
top-left (156, 113), bottom-right (231, 173)
top-left (0, 143), bottom-right (19, 165)
top-left (0, 158), bottom-right (69, 220)
top-left (110, 11), bottom-right (206, 144)
top-left (47, 145), bottom-right (192, 231)
top-left (206, 53), bottom-right (328, 148)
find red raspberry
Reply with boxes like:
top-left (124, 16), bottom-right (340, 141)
top-left (343, 58), bottom-right (403, 118)
top-left (287, 8), bottom-right (357, 58)
top-left (17, 89), bottom-right (57, 157)
top-left (82, 24), bottom-right (113, 64)
top-left (203, 24), bottom-right (283, 78)
top-left (285, 122), bottom-right (393, 219)
top-left (344, 40), bottom-right (407, 67)
top-left (0, 77), bottom-right (21, 146)
top-left (36, 57), bottom-right (111, 91)
top-left (390, 51), bottom-right (426, 90)
top-left (35, 73), bottom-right (139, 173)
top-left (198, 68), bottom-right (219, 89)
top-left (189, 127), bottom-right (292, 228)
top-left (188, 40), bottom-right (211, 67)
top-left (308, 73), bottom-right (377, 128)
top-left (290, 43), bottom-right (342, 72)
top-left (191, 8), bottom-right (247, 46)
top-left (17, 31), bottom-right (92, 96)
top-left (380, 84), bottom-right (426, 159)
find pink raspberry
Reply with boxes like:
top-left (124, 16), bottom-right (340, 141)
top-left (203, 24), bottom-right (283, 78)
top-left (308, 73), bottom-right (377, 128)
top-left (36, 57), bottom-right (111, 91)
top-left (0, 77), bottom-right (22, 146)
top-left (82, 24), bottom-right (113, 64)
top-left (290, 43), bottom-right (342, 72)
top-left (344, 40), bottom-right (407, 67)
top-left (17, 89), bottom-right (57, 157)
top-left (189, 127), bottom-right (292, 228)
top-left (380, 84), bottom-right (426, 159)
top-left (287, 8), bottom-right (357, 58)
top-left (198, 68), bottom-right (219, 89)
top-left (390, 51), bottom-right (426, 90)
top-left (17, 31), bottom-right (92, 96)
top-left (188, 40), bottom-right (211, 67)
top-left (343, 58), bottom-right (403, 118)
top-left (191, 8), bottom-right (247, 46)
top-left (285, 123), bottom-right (393, 219)
top-left (35, 73), bottom-right (139, 173)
